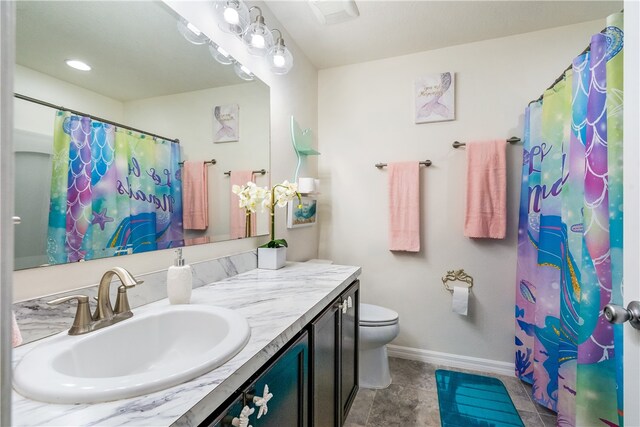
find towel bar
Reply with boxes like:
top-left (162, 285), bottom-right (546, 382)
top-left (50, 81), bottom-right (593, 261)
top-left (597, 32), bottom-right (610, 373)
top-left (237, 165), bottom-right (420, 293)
top-left (178, 159), bottom-right (216, 166)
top-left (375, 160), bottom-right (432, 169)
top-left (224, 169), bottom-right (267, 176)
top-left (452, 137), bottom-right (520, 148)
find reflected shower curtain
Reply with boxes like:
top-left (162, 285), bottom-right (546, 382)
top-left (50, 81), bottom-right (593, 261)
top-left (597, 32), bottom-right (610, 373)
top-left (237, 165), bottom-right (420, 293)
top-left (47, 112), bottom-right (183, 265)
top-left (514, 13), bottom-right (624, 427)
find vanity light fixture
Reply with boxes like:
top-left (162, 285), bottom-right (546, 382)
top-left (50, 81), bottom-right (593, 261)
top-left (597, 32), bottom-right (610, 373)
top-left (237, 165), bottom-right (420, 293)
top-left (180, 1), bottom-right (294, 75)
top-left (177, 18), bottom-right (209, 45)
top-left (242, 6), bottom-right (274, 56)
top-left (214, 0), bottom-right (250, 35)
top-left (267, 29), bottom-right (293, 75)
top-left (233, 62), bottom-right (255, 81)
top-left (65, 59), bottom-right (91, 71)
top-left (209, 43), bottom-right (235, 65)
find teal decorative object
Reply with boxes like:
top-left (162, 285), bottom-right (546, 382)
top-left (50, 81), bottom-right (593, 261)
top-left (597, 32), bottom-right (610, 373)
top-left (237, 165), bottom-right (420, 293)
top-left (290, 116), bottom-right (319, 182)
top-left (436, 369), bottom-right (524, 427)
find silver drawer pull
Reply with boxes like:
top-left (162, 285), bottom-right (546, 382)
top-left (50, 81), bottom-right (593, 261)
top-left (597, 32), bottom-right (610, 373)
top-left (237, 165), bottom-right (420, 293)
top-left (12, 216), bottom-right (21, 225)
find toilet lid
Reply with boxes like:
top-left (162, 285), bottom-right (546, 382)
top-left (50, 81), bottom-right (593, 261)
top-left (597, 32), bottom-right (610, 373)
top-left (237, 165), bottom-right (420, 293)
top-left (360, 303), bottom-right (399, 326)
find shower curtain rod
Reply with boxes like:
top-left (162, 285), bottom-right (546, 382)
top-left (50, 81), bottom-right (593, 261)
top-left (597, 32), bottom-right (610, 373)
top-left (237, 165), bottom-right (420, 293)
top-left (528, 7), bottom-right (623, 106)
top-left (13, 93), bottom-right (180, 143)
top-left (527, 28), bottom-right (606, 106)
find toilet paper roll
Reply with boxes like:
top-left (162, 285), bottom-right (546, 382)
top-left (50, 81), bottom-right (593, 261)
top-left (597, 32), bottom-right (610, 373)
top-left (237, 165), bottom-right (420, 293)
top-left (298, 177), bottom-right (315, 194)
top-left (452, 285), bottom-right (469, 316)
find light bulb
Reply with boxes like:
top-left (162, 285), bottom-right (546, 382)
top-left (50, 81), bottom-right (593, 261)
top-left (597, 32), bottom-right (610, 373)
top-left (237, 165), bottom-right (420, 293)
top-left (233, 62), bottom-right (254, 81)
top-left (267, 40), bottom-right (293, 75)
top-left (177, 19), bottom-right (208, 45)
top-left (273, 54), bottom-right (285, 67)
top-left (251, 34), bottom-right (265, 48)
top-left (209, 43), bottom-right (234, 65)
top-left (223, 7), bottom-right (239, 24)
top-left (186, 22), bottom-right (201, 36)
top-left (65, 59), bottom-right (91, 71)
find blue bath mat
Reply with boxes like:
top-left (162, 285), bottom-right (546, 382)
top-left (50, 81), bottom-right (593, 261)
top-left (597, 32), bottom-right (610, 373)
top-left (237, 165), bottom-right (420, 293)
top-left (435, 369), bottom-right (524, 427)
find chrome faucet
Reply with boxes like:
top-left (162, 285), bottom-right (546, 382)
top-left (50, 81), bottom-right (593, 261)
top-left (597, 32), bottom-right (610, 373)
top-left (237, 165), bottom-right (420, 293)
top-left (48, 267), bottom-right (143, 335)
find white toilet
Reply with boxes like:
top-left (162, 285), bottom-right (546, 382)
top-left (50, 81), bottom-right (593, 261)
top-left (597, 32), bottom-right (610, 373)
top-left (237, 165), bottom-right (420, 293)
top-left (359, 303), bottom-right (400, 389)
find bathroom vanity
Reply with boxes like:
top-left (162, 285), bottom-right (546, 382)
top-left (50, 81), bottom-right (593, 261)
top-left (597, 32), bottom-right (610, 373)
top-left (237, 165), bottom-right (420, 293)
top-left (11, 262), bottom-right (361, 426)
top-left (205, 280), bottom-right (358, 427)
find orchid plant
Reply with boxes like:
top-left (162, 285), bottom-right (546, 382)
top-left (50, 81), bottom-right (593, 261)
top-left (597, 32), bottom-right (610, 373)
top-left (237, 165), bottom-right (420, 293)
top-left (261, 180), bottom-right (302, 248)
top-left (231, 180), bottom-right (302, 247)
top-left (232, 182), bottom-right (267, 237)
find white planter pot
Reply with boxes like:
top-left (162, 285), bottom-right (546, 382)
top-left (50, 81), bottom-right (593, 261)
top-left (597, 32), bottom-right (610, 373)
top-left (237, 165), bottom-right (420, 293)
top-left (258, 247), bottom-right (287, 270)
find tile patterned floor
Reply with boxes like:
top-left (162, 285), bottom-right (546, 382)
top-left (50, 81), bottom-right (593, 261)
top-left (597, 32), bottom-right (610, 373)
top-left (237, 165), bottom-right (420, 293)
top-left (345, 357), bottom-right (558, 427)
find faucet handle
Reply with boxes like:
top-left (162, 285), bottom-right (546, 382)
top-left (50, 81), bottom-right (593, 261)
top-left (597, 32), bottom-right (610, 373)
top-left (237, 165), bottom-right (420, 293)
top-left (114, 285), bottom-right (134, 315)
top-left (48, 295), bottom-right (93, 335)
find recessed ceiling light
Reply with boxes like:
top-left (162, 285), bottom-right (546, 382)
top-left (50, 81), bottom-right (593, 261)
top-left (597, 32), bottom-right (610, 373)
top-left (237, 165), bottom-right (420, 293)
top-left (65, 59), bottom-right (91, 71)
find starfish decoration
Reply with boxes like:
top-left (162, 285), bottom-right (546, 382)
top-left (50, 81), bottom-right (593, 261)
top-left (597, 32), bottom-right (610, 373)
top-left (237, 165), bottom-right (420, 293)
top-left (252, 384), bottom-right (273, 419)
top-left (91, 208), bottom-right (114, 231)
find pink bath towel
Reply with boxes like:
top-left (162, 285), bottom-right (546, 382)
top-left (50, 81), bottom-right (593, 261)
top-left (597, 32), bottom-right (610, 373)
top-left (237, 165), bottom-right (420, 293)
top-left (388, 162), bottom-right (420, 252)
top-left (12, 311), bottom-right (22, 347)
top-left (230, 171), bottom-right (257, 239)
top-left (464, 140), bottom-right (507, 239)
top-left (183, 161), bottom-right (209, 230)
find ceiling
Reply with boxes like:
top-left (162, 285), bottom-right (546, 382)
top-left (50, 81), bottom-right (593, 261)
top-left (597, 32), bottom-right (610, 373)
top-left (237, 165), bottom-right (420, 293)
top-left (265, 0), bottom-right (623, 69)
top-left (16, 1), bottom-right (245, 102)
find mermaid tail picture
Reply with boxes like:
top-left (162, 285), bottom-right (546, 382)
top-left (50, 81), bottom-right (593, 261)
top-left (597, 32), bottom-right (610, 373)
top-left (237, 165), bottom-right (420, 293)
top-left (415, 72), bottom-right (455, 123)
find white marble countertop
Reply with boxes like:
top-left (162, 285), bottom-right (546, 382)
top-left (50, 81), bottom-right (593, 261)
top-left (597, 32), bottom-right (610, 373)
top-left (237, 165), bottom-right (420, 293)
top-left (11, 262), bottom-right (361, 427)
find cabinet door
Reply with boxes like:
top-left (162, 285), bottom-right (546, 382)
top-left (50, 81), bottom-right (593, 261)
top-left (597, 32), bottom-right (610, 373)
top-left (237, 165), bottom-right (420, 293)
top-left (250, 331), bottom-right (309, 427)
top-left (340, 280), bottom-right (359, 424)
top-left (310, 299), bottom-right (341, 427)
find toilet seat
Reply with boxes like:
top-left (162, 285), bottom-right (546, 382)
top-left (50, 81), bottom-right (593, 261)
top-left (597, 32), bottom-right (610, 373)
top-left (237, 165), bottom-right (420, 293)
top-left (360, 303), bottom-right (399, 327)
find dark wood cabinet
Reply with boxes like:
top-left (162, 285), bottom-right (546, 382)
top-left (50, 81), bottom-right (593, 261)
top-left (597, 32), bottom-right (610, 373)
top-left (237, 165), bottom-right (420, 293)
top-left (311, 280), bottom-right (360, 427)
top-left (203, 332), bottom-right (309, 427)
top-left (201, 280), bottom-right (360, 427)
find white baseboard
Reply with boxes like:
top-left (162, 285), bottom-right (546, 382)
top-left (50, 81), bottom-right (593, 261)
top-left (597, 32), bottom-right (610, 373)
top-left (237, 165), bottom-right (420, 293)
top-left (387, 344), bottom-right (515, 377)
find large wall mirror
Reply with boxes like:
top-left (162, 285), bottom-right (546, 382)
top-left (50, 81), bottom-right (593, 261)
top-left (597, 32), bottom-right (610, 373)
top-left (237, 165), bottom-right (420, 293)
top-left (14, 1), bottom-right (270, 270)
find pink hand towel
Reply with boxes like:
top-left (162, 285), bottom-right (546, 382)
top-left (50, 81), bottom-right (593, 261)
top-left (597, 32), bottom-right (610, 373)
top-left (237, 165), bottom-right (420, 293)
top-left (12, 311), bottom-right (23, 347)
top-left (230, 171), bottom-right (257, 239)
top-left (464, 140), bottom-right (507, 239)
top-left (388, 162), bottom-right (420, 252)
top-left (183, 161), bottom-right (209, 230)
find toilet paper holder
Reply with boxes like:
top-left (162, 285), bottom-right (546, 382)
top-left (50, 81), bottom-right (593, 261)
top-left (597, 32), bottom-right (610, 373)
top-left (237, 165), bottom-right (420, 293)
top-left (442, 269), bottom-right (474, 293)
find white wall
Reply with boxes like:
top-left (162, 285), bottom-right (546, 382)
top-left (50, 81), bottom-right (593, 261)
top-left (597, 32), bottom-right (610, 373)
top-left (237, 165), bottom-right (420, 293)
top-left (14, 65), bottom-right (125, 133)
top-left (124, 82), bottom-right (270, 241)
top-left (317, 20), bottom-right (605, 363)
top-left (13, 1), bottom-right (319, 301)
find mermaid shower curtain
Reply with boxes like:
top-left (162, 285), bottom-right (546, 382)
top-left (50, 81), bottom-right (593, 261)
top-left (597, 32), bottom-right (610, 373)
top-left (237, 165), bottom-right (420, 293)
top-left (47, 111), bottom-right (183, 265)
top-left (515, 12), bottom-right (624, 427)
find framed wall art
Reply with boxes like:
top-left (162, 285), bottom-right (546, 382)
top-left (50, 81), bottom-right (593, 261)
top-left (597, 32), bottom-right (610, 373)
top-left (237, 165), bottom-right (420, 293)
top-left (414, 72), bottom-right (455, 124)
top-left (287, 196), bottom-right (317, 228)
top-left (213, 104), bottom-right (239, 142)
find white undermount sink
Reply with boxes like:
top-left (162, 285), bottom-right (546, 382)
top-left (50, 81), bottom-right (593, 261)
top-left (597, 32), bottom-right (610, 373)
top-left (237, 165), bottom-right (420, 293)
top-left (13, 304), bottom-right (250, 404)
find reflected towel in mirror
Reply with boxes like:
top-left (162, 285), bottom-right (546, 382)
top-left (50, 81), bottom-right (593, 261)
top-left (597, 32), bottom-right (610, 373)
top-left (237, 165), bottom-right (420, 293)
top-left (183, 161), bottom-right (209, 230)
top-left (230, 171), bottom-right (257, 239)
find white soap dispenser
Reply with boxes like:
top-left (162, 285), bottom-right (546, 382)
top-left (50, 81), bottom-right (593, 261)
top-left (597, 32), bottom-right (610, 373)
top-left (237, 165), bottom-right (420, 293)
top-left (167, 248), bottom-right (192, 304)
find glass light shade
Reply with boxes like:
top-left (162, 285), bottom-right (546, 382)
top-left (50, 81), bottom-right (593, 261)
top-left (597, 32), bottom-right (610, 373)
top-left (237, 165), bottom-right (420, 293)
top-left (176, 19), bottom-right (208, 45)
top-left (209, 44), bottom-right (234, 65)
top-left (214, 0), bottom-right (249, 35)
top-left (233, 62), bottom-right (255, 81)
top-left (242, 21), bottom-right (274, 56)
top-left (267, 42), bottom-right (293, 75)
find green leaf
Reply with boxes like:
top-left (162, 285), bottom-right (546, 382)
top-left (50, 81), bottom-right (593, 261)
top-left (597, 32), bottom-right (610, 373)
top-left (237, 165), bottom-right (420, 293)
top-left (259, 239), bottom-right (288, 249)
